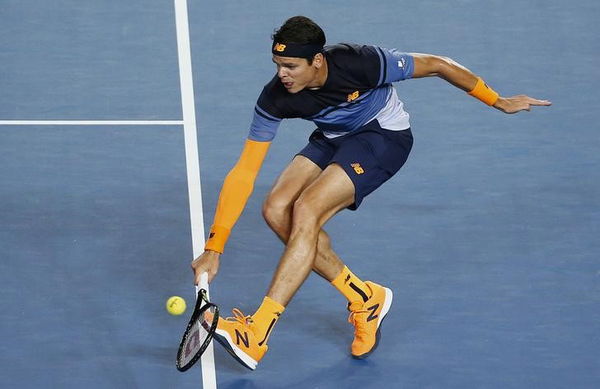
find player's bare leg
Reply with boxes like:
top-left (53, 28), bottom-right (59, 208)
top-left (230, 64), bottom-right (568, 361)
top-left (266, 162), bottom-right (355, 306)
top-left (262, 155), bottom-right (344, 281)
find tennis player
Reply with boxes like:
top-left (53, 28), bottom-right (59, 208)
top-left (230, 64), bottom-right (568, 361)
top-left (191, 16), bottom-right (551, 369)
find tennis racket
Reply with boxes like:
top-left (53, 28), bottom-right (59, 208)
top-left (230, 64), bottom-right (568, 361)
top-left (176, 273), bottom-right (219, 372)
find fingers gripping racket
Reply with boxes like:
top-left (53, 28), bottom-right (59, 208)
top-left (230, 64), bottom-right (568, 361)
top-left (176, 273), bottom-right (219, 372)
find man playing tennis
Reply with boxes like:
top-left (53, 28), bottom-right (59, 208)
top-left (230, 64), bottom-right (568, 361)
top-left (191, 16), bottom-right (551, 370)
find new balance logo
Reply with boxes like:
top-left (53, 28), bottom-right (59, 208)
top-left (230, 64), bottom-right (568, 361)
top-left (351, 163), bottom-right (364, 174)
top-left (235, 329), bottom-right (249, 348)
top-left (209, 232), bottom-right (215, 238)
top-left (274, 43), bottom-right (286, 52)
top-left (366, 304), bottom-right (379, 322)
top-left (349, 282), bottom-right (369, 303)
top-left (344, 274), bottom-right (351, 284)
top-left (347, 90), bottom-right (360, 102)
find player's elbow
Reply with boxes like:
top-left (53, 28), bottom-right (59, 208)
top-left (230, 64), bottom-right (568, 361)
top-left (431, 55), bottom-right (456, 76)
top-left (436, 56), bottom-right (466, 80)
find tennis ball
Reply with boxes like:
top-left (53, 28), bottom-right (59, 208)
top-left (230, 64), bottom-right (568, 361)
top-left (166, 296), bottom-right (186, 315)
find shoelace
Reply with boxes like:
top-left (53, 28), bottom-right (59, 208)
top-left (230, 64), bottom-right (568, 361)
top-left (225, 308), bottom-right (253, 326)
top-left (348, 302), bottom-right (370, 339)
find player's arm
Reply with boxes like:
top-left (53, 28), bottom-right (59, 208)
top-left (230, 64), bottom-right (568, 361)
top-left (191, 139), bottom-right (271, 284)
top-left (410, 53), bottom-right (551, 113)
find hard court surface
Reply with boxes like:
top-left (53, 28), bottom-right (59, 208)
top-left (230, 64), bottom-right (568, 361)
top-left (1, 1), bottom-right (598, 388)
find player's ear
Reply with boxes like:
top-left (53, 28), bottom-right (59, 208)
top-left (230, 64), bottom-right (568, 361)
top-left (312, 52), bottom-right (324, 68)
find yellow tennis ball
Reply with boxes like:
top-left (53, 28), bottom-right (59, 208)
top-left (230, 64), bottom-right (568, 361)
top-left (166, 296), bottom-right (186, 315)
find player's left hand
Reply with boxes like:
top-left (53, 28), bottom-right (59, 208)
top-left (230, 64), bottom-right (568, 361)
top-left (493, 95), bottom-right (552, 114)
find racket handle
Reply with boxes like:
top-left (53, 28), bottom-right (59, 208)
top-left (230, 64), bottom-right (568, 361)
top-left (196, 272), bottom-right (209, 297)
top-left (200, 272), bottom-right (208, 289)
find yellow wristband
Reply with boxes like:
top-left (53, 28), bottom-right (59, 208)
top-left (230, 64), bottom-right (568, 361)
top-left (204, 225), bottom-right (231, 253)
top-left (468, 77), bottom-right (499, 106)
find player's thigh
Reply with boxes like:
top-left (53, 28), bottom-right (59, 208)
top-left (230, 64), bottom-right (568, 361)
top-left (265, 155), bottom-right (323, 210)
top-left (294, 163), bottom-right (356, 227)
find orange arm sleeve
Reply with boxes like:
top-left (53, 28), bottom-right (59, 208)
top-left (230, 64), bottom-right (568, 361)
top-left (204, 139), bottom-right (271, 253)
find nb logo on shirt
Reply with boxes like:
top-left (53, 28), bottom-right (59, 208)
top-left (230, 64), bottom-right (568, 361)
top-left (274, 43), bottom-right (287, 52)
top-left (351, 163), bottom-right (365, 174)
top-left (347, 90), bottom-right (360, 102)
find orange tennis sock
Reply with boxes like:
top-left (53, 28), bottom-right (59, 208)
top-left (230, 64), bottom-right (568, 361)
top-left (251, 296), bottom-right (285, 346)
top-left (331, 266), bottom-right (371, 303)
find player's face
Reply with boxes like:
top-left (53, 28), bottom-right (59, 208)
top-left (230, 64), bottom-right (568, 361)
top-left (272, 54), bottom-right (324, 93)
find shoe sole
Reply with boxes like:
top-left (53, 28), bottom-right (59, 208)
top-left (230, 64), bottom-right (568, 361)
top-left (213, 328), bottom-right (258, 370)
top-left (352, 286), bottom-right (393, 359)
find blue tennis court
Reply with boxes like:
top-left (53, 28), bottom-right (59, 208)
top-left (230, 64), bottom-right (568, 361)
top-left (1, 1), bottom-right (598, 388)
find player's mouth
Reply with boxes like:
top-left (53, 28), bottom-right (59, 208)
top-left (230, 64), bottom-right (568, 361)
top-left (282, 81), bottom-right (293, 89)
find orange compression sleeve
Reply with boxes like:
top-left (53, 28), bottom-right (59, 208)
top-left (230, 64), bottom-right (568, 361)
top-left (204, 139), bottom-right (271, 253)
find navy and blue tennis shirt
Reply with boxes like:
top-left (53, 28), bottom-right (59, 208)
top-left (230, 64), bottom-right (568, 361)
top-left (248, 43), bottom-right (415, 141)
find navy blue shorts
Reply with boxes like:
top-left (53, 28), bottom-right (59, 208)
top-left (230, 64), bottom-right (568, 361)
top-left (297, 119), bottom-right (413, 210)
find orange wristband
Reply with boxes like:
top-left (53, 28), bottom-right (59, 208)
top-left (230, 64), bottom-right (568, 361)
top-left (468, 77), bottom-right (499, 106)
top-left (204, 225), bottom-right (231, 253)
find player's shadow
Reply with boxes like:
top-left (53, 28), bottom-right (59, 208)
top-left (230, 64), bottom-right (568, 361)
top-left (285, 357), bottom-right (384, 389)
top-left (284, 298), bottom-right (348, 351)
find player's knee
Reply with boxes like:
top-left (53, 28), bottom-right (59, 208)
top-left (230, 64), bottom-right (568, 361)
top-left (262, 193), bottom-right (292, 231)
top-left (291, 196), bottom-right (320, 228)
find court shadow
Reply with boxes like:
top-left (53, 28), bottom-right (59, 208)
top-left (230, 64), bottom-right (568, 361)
top-left (284, 357), bottom-right (385, 389)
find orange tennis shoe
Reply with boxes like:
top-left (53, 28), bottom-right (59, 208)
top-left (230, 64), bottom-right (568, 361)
top-left (211, 308), bottom-right (267, 370)
top-left (347, 281), bottom-right (393, 359)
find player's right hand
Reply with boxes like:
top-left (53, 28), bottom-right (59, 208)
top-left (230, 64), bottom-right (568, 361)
top-left (191, 250), bottom-right (220, 284)
top-left (493, 95), bottom-right (552, 114)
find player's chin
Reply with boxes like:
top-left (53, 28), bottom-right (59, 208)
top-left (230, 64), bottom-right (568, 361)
top-left (286, 86), bottom-right (303, 94)
top-left (282, 82), bottom-right (303, 94)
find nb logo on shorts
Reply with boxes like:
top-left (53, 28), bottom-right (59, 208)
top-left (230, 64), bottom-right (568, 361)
top-left (347, 91), bottom-right (360, 102)
top-left (351, 163), bottom-right (364, 174)
top-left (273, 43), bottom-right (287, 52)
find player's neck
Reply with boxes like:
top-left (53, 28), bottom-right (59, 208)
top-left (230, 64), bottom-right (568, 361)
top-left (308, 57), bottom-right (328, 90)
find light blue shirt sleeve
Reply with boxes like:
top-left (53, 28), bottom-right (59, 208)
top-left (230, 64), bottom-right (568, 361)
top-left (377, 47), bottom-right (414, 84)
top-left (247, 105), bottom-right (282, 142)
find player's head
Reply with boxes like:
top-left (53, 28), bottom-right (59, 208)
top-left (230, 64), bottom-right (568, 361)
top-left (272, 16), bottom-right (326, 64)
top-left (271, 16), bottom-right (327, 93)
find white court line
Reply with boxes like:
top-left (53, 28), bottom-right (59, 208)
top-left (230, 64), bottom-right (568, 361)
top-left (0, 120), bottom-right (183, 125)
top-left (174, 0), bottom-right (217, 388)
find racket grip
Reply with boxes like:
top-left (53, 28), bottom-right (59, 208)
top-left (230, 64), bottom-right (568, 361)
top-left (196, 272), bottom-right (209, 295)
top-left (200, 272), bottom-right (208, 289)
